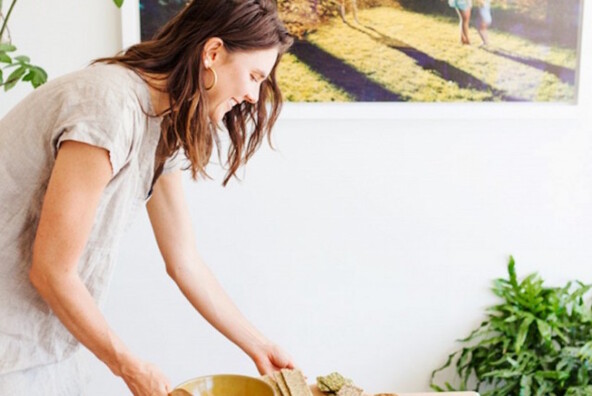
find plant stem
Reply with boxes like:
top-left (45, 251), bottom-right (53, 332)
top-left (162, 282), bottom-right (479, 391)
top-left (0, 0), bottom-right (18, 42)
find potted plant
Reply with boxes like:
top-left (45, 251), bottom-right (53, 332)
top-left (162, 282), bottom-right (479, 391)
top-left (431, 256), bottom-right (592, 396)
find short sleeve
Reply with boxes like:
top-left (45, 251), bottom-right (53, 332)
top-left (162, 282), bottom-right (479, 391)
top-left (52, 72), bottom-right (138, 176)
top-left (56, 120), bottom-right (132, 177)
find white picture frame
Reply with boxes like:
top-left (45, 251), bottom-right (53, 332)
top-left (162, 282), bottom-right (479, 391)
top-left (121, 0), bottom-right (141, 51)
top-left (119, 0), bottom-right (590, 121)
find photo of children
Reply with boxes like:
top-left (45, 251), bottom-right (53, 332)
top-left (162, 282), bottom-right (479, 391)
top-left (140, 0), bottom-right (583, 103)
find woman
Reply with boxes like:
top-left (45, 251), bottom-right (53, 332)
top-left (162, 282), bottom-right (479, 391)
top-left (448, 0), bottom-right (473, 44)
top-left (0, 0), bottom-right (294, 395)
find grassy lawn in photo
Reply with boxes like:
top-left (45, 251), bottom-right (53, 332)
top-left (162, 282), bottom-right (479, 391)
top-left (355, 7), bottom-right (577, 101)
top-left (280, 6), bottom-right (578, 102)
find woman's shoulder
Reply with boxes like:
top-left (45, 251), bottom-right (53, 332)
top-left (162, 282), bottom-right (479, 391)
top-left (1, 62), bottom-right (150, 131)
top-left (75, 62), bottom-right (143, 87)
top-left (48, 63), bottom-right (149, 106)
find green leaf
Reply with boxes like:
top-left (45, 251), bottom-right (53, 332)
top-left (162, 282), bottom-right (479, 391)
top-left (113, 0), bottom-right (124, 7)
top-left (534, 370), bottom-right (570, 380)
top-left (457, 320), bottom-right (490, 342)
top-left (578, 341), bottom-right (592, 360)
top-left (474, 336), bottom-right (505, 348)
top-left (444, 382), bottom-right (457, 391)
top-left (520, 375), bottom-right (532, 396)
top-left (506, 356), bottom-right (519, 368)
top-left (536, 319), bottom-right (552, 343)
top-left (0, 43), bottom-right (16, 52)
top-left (482, 369), bottom-right (522, 379)
top-left (22, 71), bottom-right (33, 82)
top-left (515, 316), bottom-right (534, 353)
top-left (3, 66), bottom-right (27, 91)
top-left (508, 255), bottom-right (518, 288)
top-left (14, 55), bottom-right (30, 63)
top-left (27, 66), bottom-right (48, 88)
top-left (576, 364), bottom-right (589, 385)
top-left (0, 52), bottom-right (11, 63)
top-left (553, 326), bottom-right (570, 344)
top-left (457, 348), bottom-right (472, 389)
top-left (566, 386), bottom-right (592, 396)
top-left (569, 282), bottom-right (592, 303)
top-left (430, 351), bottom-right (456, 383)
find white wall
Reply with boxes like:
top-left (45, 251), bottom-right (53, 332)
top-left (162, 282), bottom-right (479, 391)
top-left (0, 1), bottom-right (121, 111)
top-left (2, 1), bottom-right (591, 394)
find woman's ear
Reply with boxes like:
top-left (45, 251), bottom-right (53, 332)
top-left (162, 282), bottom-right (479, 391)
top-left (202, 37), bottom-right (225, 67)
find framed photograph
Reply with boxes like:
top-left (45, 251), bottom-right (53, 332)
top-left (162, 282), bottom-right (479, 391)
top-left (121, 0), bottom-right (587, 119)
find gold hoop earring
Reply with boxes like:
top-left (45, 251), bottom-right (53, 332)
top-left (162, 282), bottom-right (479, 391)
top-left (205, 67), bottom-right (217, 91)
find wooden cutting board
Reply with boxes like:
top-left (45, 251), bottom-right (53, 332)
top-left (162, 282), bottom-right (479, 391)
top-left (309, 385), bottom-right (478, 396)
top-left (309, 385), bottom-right (326, 396)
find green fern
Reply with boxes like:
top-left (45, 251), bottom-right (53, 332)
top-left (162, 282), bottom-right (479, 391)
top-left (431, 257), bottom-right (592, 396)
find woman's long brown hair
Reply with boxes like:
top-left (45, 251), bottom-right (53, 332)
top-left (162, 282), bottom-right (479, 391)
top-left (96, 0), bottom-right (293, 186)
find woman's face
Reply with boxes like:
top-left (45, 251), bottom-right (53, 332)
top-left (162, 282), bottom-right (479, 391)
top-left (204, 45), bottom-right (279, 124)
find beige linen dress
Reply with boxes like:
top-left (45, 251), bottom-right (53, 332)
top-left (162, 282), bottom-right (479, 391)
top-left (0, 62), bottom-right (182, 394)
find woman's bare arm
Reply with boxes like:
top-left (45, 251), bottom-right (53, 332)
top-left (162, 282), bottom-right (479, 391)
top-left (29, 140), bottom-right (170, 395)
top-left (147, 170), bottom-right (294, 374)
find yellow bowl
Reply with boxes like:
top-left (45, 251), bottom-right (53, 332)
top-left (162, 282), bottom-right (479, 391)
top-left (174, 374), bottom-right (274, 396)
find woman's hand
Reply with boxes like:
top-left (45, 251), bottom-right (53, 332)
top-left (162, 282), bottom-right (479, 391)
top-left (119, 357), bottom-right (172, 396)
top-left (252, 343), bottom-right (296, 375)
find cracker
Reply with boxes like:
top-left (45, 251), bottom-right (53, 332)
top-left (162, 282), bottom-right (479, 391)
top-left (336, 384), bottom-right (363, 396)
top-left (273, 370), bottom-right (292, 396)
top-left (262, 374), bottom-right (282, 396)
top-left (317, 372), bottom-right (352, 393)
top-left (281, 369), bottom-right (313, 396)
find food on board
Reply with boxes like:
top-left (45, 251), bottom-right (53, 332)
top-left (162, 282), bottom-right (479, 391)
top-left (317, 372), bottom-right (354, 393)
top-left (263, 369), bottom-right (313, 396)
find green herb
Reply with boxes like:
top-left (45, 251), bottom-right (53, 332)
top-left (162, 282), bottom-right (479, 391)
top-left (431, 256), bottom-right (592, 396)
top-left (317, 372), bottom-right (353, 394)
